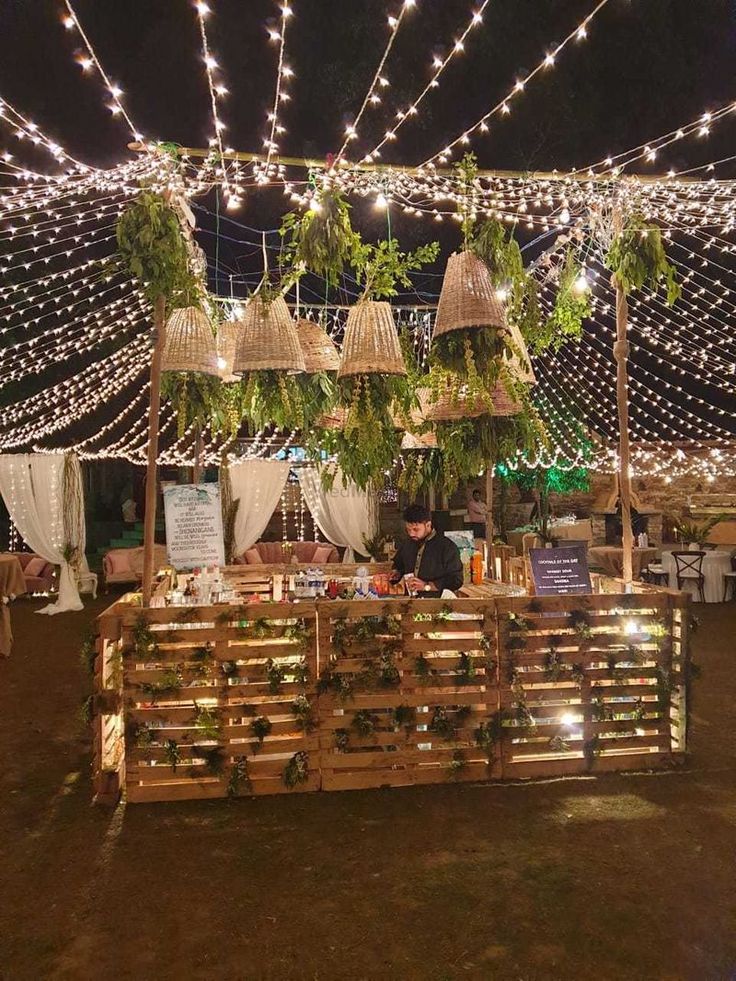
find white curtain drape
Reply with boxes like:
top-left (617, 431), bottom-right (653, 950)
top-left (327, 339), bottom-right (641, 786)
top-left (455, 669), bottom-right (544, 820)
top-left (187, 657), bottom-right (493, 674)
top-left (298, 467), bottom-right (378, 562)
top-left (0, 453), bottom-right (86, 614)
top-left (229, 459), bottom-right (290, 557)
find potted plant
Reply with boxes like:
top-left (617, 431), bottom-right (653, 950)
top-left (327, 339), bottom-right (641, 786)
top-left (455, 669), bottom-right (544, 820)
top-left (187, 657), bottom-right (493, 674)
top-left (672, 513), bottom-right (724, 549)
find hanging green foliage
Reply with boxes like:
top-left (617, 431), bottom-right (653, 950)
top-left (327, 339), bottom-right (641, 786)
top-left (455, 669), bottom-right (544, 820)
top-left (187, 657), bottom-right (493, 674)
top-left (161, 371), bottom-right (223, 439)
top-left (241, 369), bottom-right (305, 431)
top-left (114, 190), bottom-right (198, 308)
top-left (279, 188), bottom-right (361, 287)
top-left (605, 215), bottom-right (680, 304)
top-left (295, 370), bottom-right (337, 429)
top-left (320, 373), bottom-right (411, 490)
top-left (352, 238), bottom-right (440, 301)
top-left (530, 250), bottom-right (592, 354)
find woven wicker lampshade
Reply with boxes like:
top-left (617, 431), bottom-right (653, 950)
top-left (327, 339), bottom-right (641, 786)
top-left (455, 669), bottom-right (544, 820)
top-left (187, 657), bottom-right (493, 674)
top-left (162, 306), bottom-right (219, 376)
top-left (433, 250), bottom-right (507, 339)
top-left (297, 318), bottom-right (340, 373)
top-left (337, 300), bottom-right (406, 378)
top-left (216, 318), bottom-right (240, 383)
top-left (423, 379), bottom-right (522, 421)
top-left (233, 295), bottom-right (306, 375)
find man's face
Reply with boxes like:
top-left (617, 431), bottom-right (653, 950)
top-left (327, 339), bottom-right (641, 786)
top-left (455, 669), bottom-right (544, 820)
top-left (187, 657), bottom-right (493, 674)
top-left (406, 520), bottom-right (432, 542)
top-left (473, 492), bottom-right (480, 500)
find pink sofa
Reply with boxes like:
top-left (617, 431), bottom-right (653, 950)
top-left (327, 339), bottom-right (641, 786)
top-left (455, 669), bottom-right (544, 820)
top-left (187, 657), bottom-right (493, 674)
top-left (103, 545), bottom-right (168, 588)
top-left (235, 541), bottom-right (340, 565)
top-left (13, 553), bottom-right (56, 594)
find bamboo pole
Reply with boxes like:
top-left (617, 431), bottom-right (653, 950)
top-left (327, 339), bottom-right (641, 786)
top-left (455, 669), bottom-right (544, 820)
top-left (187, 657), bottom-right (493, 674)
top-left (192, 425), bottom-right (204, 484)
top-left (613, 275), bottom-right (634, 590)
top-left (485, 468), bottom-right (494, 545)
top-left (142, 294), bottom-right (166, 606)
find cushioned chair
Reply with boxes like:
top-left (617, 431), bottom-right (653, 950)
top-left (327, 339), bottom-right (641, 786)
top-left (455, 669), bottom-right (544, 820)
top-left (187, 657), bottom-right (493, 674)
top-left (644, 561), bottom-right (669, 587)
top-left (14, 553), bottom-right (56, 594)
top-left (103, 545), bottom-right (169, 589)
top-left (235, 541), bottom-right (340, 565)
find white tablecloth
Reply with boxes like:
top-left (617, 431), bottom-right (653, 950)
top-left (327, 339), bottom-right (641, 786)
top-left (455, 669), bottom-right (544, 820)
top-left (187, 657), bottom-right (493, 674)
top-left (661, 549), bottom-right (734, 603)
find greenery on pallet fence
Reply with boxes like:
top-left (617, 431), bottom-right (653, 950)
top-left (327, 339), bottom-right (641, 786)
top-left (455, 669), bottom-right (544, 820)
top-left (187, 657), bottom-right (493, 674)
top-left (227, 756), bottom-right (251, 797)
top-left (334, 728), bottom-right (350, 752)
top-left (283, 751), bottom-right (310, 788)
top-left (474, 711), bottom-right (505, 767)
top-left (457, 652), bottom-right (475, 685)
top-left (284, 619), bottom-right (313, 654)
top-left (163, 739), bottom-right (182, 771)
top-left (266, 658), bottom-right (287, 693)
top-left (316, 662), bottom-right (354, 700)
top-left (290, 657), bottom-right (310, 686)
top-left (221, 659), bottom-right (238, 680)
top-left (139, 665), bottom-right (184, 703)
top-left (192, 745), bottom-right (225, 777)
top-left (359, 647), bottom-right (401, 690)
top-left (570, 662), bottom-right (586, 688)
top-left (591, 697), bottom-right (613, 723)
top-left (549, 734), bottom-right (572, 754)
top-left (130, 615), bottom-right (158, 659)
top-left (174, 605), bottom-right (201, 624)
top-left (428, 707), bottom-right (458, 741)
top-left (393, 704), bottom-right (417, 730)
top-left (250, 715), bottom-right (273, 746)
top-left (543, 639), bottom-right (564, 682)
top-left (128, 720), bottom-right (157, 748)
top-left (569, 609), bottom-right (593, 640)
top-left (448, 749), bottom-right (467, 779)
top-left (331, 615), bottom-right (400, 654)
top-left (193, 703), bottom-right (221, 740)
top-left (511, 676), bottom-right (534, 730)
top-left (79, 629), bottom-right (97, 675)
top-left (291, 695), bottom-right (317, 732)
top-left (414, 653), bottom-right (432, 681)
top-left (583, 734), bottom-right (601, 770)
top-left (191, 642), bottom-right (215, 680)
top-left (79, 694), bottom-right (93, 728)
top-left (351, 710), bottom-right (380, 739)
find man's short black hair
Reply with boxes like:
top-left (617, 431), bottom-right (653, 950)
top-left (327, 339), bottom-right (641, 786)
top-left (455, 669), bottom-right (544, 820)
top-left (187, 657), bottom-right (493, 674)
top-left (404, 503), bottom-right (431, 523)
top-left (472, 489), bottom-right (481, 497)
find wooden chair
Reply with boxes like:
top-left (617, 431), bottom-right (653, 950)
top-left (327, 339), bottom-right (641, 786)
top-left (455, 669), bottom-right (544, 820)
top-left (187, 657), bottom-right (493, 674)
top-left (672, 551), bottom-right (706, 602)
top-left (723, 555), bottom-right (736, 602)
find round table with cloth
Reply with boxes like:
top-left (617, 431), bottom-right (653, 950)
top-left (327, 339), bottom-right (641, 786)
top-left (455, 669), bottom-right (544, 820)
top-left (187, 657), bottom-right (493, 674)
top-left (588, 546), bottom-right (657, 580)
top-left (0, 555), bottom-right (27, 656)
top-left (661, 548), bottom-right (734, 603)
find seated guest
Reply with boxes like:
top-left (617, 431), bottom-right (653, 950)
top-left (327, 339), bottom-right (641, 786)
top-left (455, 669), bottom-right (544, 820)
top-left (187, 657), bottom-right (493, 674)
top-left (391, 503), bottom-right (463, 597)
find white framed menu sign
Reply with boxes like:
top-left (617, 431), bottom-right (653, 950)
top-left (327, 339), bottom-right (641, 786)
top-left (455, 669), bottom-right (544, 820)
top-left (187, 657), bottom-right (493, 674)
top-left (163, 483), bottom-right (225, 570)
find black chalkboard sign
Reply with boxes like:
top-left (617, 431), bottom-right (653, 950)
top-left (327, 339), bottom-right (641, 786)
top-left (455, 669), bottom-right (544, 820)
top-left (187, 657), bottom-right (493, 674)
top-left (529, 546), bottom-right (592, 596)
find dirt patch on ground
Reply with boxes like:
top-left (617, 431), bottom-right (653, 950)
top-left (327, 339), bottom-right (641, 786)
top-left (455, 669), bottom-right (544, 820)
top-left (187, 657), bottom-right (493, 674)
top-left (0, 594), bottom-right (734, 980)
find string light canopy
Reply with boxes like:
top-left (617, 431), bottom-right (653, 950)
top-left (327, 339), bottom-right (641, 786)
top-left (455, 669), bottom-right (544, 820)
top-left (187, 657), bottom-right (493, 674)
top-left (0, 4), bottom-right (734, 477)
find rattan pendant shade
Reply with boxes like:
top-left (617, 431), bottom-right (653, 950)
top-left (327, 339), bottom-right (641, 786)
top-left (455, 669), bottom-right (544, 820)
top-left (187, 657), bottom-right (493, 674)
top-left (233, 295), bottom-right (305, 374)
top-left (421, 376), bottom-right (523, 420)
top-left (297, 318), bottom-right (340, 373)
top-left (434, 250), bottom-right (507, 339)
top-left (337, 300), bottom-right (406, 378)
top-left (162, 305), bottom-right (219, 376)
top-left (216, 318), bottom-right (240, 383)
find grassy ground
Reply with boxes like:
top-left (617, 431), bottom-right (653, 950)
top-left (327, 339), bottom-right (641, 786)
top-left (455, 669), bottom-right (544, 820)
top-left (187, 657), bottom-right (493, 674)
top-left (0, 594), bottom-right (734, 981)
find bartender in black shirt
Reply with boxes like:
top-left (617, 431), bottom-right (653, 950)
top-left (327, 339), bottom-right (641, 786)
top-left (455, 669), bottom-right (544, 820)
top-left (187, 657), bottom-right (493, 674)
top-left (391, 503), bottom-right (463, 597)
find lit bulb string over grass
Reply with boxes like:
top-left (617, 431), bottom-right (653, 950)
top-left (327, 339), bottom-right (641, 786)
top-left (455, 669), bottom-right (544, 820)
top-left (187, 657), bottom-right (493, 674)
top-left (361, 0), bottom-right (493, 163)
top-left (336, 0), bottom-right (417, 160)
top-left (62, 0), bottom-right (143, 141)
top-left (419, 0), bottom-right (614, 166)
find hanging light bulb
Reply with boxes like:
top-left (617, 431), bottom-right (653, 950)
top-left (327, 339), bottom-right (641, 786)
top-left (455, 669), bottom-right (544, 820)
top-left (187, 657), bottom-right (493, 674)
top-left (573, 272), bottom-right (590, 295)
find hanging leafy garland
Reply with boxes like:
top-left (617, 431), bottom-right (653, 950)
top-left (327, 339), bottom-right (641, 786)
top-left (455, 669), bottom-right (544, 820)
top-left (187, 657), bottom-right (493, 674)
top-left (530, 249), bottom-right (592, 355)
top-left (161, 371), bottom-right (223, 439)
top-left (605, 215), bottom-right (680, 304)
top-left (279, 187), bottom-right (362, 287)
top-left (323, 239), bottom-right (438, 490)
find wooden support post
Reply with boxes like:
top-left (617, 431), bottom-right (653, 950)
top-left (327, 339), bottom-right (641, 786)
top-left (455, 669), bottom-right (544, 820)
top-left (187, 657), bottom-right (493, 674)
top-left (614, 276), bottom-right (634, 590)
top-left (142, 295), bottom-right (166, 606)
top-left (485, 468), bottom-right (494, 544)
top-left (192, 425), bottom-right (204, 484)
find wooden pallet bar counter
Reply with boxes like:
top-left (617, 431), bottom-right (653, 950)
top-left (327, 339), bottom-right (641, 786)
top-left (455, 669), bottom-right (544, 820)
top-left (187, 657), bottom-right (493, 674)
top-left (92, 576), bottom-right (691, 804)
